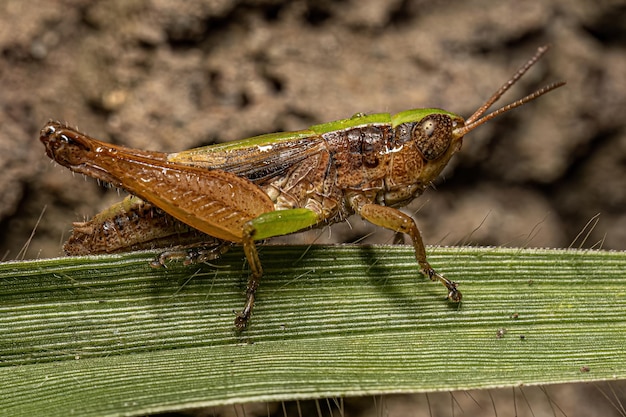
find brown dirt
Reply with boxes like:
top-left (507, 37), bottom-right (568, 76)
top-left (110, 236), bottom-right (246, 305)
top-left (2, 0), bottom-right (625, 259)
top-left (0, 0), bottom-right (625, 415)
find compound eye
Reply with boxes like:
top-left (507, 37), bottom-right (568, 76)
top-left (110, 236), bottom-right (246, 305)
top-left (413, 114), bottom-right (453, 160)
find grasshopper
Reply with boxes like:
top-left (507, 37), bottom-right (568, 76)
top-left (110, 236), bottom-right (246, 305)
top-left (40, 46), bottom-right (564, 329)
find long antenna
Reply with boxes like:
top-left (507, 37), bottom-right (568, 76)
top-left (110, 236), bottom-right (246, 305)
top-left (455, 46), bottom-right (565, 137)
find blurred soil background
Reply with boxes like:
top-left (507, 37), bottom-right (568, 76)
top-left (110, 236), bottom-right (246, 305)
top-left (0, 0), bottom-right (625, 416)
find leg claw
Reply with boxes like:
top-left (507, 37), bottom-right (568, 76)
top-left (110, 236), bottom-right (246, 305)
top-left (423, 267), bottom-right (462, 302)
top-left (234, 313), bottom-right (249, 330)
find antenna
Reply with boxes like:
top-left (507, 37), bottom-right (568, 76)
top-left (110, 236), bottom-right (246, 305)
top-left (454, 46), bottom-right (565, 137)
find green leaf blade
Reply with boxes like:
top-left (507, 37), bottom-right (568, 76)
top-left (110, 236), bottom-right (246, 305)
top-left (1, 246), bottom-right (625, 416)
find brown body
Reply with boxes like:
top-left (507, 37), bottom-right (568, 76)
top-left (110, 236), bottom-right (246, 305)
top-left (170, 113), bottom-right (461, 226)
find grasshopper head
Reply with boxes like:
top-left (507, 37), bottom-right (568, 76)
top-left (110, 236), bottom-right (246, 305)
top-left (397, 111), bottom-right (466, 180)
top-left (387, 109), bottom-right (466, 201)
